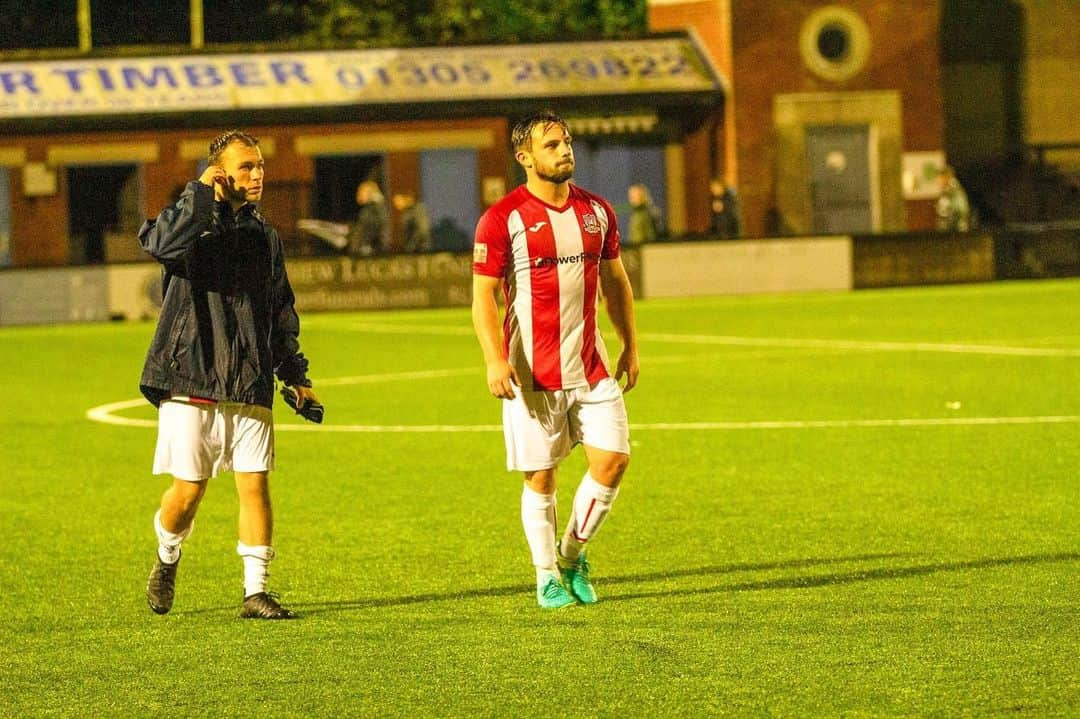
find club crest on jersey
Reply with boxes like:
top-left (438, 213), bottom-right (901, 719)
top-left (582, 213), bottom-right (601, 234)
top-left (473, 242), bottom-right (488, 264)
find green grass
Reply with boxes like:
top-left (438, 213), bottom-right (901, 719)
top-left (1, 279), bottom-right (1078, 717)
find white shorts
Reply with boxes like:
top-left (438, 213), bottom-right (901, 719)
top-left (503, 377), bottom-right (630, 472)
top-left (152, 399), bottom-right (275, 482)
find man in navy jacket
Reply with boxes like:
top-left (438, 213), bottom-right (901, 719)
top-left (140, 130), bottom-right (319, 620)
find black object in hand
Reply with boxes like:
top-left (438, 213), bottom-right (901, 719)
top-left (280, 386), bottom-right (324, 424)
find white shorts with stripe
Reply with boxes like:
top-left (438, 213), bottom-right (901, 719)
top-left (152, 399), bottom-right (275, 482)
top-left (502, 377), bottom-right (630, 472)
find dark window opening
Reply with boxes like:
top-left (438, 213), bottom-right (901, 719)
top-left (312, 155), bottom-right (385, 223)
top-left (68, 164), bottom-right (141, 265)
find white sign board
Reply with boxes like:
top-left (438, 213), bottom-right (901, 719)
top-left (0, 38), bottom-right (720, 120)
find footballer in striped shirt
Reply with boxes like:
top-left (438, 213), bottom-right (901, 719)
top-left (472, 110), bottom-right (640, 609)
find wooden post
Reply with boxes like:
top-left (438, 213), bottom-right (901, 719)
top-left (190, 0), bottom-right (204, 49)
top-left (77, 0), bottom-right (92, 52)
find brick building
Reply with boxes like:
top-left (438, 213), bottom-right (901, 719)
top-left (652, 0), bottom-right (946, 237)
top-left (1, 1), bottom-right (1072, 270)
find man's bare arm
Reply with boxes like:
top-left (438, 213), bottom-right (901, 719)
top-left (472, 274), bottom-right (519, 399)
top-left (599, 257), bottom-right (640, 392)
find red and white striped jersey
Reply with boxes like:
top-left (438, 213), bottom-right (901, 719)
top-left (473, 184), bottom-right (622, 391)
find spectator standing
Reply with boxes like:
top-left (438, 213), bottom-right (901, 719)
top-left (626, 183), bottom-right (663, 246)
top-left (935, 166), bottom-right (971, 231)
top-left (347, 180), bottom-right (390, 255)
top-left (710, 177), bottom-right (742, 238)
top-left (392, 191), bottom-right (432, 253)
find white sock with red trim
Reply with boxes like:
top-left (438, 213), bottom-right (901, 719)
top-left (559, 473), bottom-right (619, 563)
top-left (520, 484), bottom-right (558, 582)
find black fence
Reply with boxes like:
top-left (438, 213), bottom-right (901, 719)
top-left (849, 225), bottom-right (1079, 288)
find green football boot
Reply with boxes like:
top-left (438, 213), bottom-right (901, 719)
top-left (536, 574), bottom-right (576, 609)
top-left (559, 552), bottom-right (597, 604)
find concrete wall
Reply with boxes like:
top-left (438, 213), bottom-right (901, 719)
top-left (0, 266), bottom-right (110, 325)
top-left (4, 232), bottom-right (1074, 326)
top-left (642, 237), bottom-right (852, 297)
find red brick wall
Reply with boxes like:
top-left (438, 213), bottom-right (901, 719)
top-left (650, 1), bottom-right (732, 78)
top-left (10, 149), bottom-right (68, 266)
top-left (649, 1), bottom-right (731, 233)
top-left (731, 0), bottom-right (944, 235)
top-left (1, 117), bottom-right (505, 267)
top-left (650, 0), bottom-right (944, 236)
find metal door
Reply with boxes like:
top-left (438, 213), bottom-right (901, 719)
top-left (806, 124), bottom-right (873, 233)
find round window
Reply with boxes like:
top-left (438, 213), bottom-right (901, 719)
top-left (817, 23), bottom-right (850, 62)
top-left (800, 7), bottom-right (870, 82)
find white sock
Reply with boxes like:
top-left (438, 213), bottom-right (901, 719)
top-left (237, 542), bottom-right (275, 598)
top-left (559, 473), bottom-right (619, 563)
top-left (536, 567), bottom-right (561, 585)
top-left (520, 484), bottom-right (558, 578)
top-left (154, 509), bottom-right (192, 564)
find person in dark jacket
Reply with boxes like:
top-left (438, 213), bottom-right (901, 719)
top-left (709, 177), bottom-right (742, 239)
top-left (392, 191), bottom-right (432, 253)
top-left (346, 180), bottom-right (390, 255)
top-left (140, 129), bottom-right (319, 620)
top-left (626, 183), bottom-right (663, 246)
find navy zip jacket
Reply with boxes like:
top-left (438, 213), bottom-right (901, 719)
top-left (138, 181), bottom-right (310, 409)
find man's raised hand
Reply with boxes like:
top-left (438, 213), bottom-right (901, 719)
top-left (198, 165), bottom-right (228, 189)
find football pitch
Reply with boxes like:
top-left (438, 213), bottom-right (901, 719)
top-left (1, 278), bottom-right (1077, 717)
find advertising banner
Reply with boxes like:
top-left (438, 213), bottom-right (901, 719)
top-left (288, 253), bottom-right (474, 312)
top-left (0, 38), bottom-right (720, 120)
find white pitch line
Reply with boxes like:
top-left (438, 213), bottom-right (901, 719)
top-left (272, 415), bottom-right (1080, 432)
top-left (85, 395), bottom-right (1080, 434)
top-left (638, 333), bottom-right (1080, 357)
top-left (85, 353), bottom-right (1080, 433)
top-left (645, 281), bottom-right (1080, 308)
top-left (275, 422), bottom-right (502, 433)
top-left (339, 322), bottom-right (1080, 358)
top-left (86, 398), bottom-right (155, 428)
top-left (318, 366), bottom-right (478, 386)
top-left (635, 415), bottom-right (1080, 430)
top-left (303, 359), bottom-right (717, 387)
top-left (348, 322), bottom-right (475, 336)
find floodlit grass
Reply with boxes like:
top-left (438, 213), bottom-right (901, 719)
top-left (1, 279), bottom-right (1078, 717)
